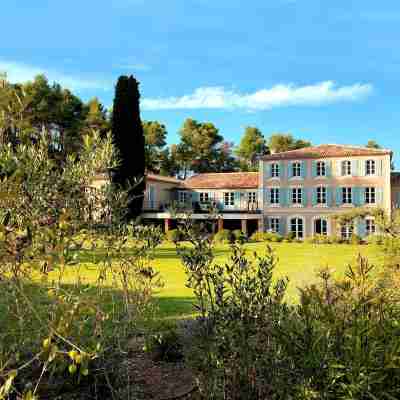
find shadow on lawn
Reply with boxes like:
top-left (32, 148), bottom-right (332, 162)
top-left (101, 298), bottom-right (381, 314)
top-left (154, 296), bottom-right (196, 320)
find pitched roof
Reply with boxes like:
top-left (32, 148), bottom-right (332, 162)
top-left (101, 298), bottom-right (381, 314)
top-left (182, 172), bottom-right (259, 189)
top-left (147, 173), bottom-right (182, 185)
top-left (262, 144), bottom-right (392, 161)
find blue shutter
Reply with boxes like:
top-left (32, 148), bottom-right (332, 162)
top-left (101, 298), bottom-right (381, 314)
top-left (327, 187), bottom-right (333, 207)
top-left (234, 192), bottom-right (240, 208)
top-left (280, 188), bottom-right (286, 207)
top-left (358, 218), bottom-right (367, 238)
top-left (301, 161), bottom-right (306, 178)
top-left (279, 161), bottom-right (284, 178)
top-left (302, 188), bottom-right (308, 207)
top-left (288, 162), bottom-right (293, 178)
top-left (279, 218), bottom-right (286, 236)
top-left (312, 161), bottom-right (317, 178)
top-left (326, 161), bottom-right (332, 177)
top-left (312, 188), bottom-right (317, 206)
top-left (352, 187), bottom-right (358, 206)
top-left (336, 187), bottom-right (342, 206)
top-left (266, 163), bottom-right (272, 178)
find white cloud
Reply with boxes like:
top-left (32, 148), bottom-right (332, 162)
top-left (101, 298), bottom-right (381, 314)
top-left (0, 60), bottom-right (109, 91)
top-left (141, 81), bottom-right (373, 111)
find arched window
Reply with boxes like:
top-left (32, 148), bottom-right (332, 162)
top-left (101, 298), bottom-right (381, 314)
top-left (314, 218), bottom-right (328, 235)
top-left (290, 217), bottom-right (304, 239)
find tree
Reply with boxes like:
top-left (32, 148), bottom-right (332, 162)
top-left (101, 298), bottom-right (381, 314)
top-left (366, 140), bottom-right (381, 149)
top-left (268, 133), bottom-right (311, 153)
top-left (111, 75), bottom-right (145, 219)
top-left (81, 97), bottom-right (110, 139)
top-left (143, 120), bottom-right (167, 173)
top-left (236, 126), bottom-right (267, 170)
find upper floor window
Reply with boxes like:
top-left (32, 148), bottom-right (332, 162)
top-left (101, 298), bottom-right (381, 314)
top-left (271, 163), bottom-right (280, 178)
top-left (292, 162), bottom-right (301, 177)
top-left (365, 187), bottom-right (376, 204)
top-left (316, 161), bottom-right (326, 177)
top-left (366, 160), bottom-right (376, 175)
top-left (317, 187), bottom-right (327, 204)
top-left (224, 192), bottom-right (234, 206)
top-left (247, 192), bottom-right (257, 203)
top-left (269, 217), bottom-right (280, 233)
top-left (199, 192), bottom-right (209, 203)
top-left (341, 160), bottom-right (352, 176)
top-left (292, 188), bottom-right (302, 204)
top-left (179, 191), bottom-right (187, 203)
top-left (342, 187), bottom-right (352, 204)
top-left (270, 188), bottom-right (280, 204)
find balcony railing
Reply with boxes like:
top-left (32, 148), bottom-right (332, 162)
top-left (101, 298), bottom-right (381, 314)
top-left (143, 198), bottom-right (260, 214)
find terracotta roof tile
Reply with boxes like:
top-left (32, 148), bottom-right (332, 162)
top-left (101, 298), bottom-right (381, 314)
top-left (183, 172), bottom-right (259, 189)
top-left (262, 144), bottom-right (392, 161)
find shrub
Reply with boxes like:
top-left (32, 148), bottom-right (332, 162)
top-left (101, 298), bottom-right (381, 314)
top-left (232, 229), bottom-right (247, 243)
top-left (166, 228), bottom-right (181, 243)
top-left (213, 229), bottom-right (233, 243)
top-left (144, 327), bottom-right (183, 362)
top-left (249, 231), bottom-right (265, 242)
top-left (366, 233), bottom-right (385, 245)
top-left (350, 233), bottom-right (363, 245)
top-left (249, 231), bottom-right (283, 243)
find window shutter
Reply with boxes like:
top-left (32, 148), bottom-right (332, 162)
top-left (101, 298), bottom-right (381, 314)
top-left (234, 192), bottom-right (241, 206)
top-left (326, 160), bottom-right (332, 177)
top-left (361, 160), bottom-right (366, 176)
top-left (397, 192), bottom-right (400, 208)
top-left (357, 218), bottom-right (367, 238)
top-left (378, 159), bottom-right (383, 177)
top-left (351, 160), bottom-right (359, 177)
top-left (302, 188), bottom-right (308, 207)
top-left (279, 161), bottom-right (284, 178)
top-left (288, 162), bottom-right (292, 178)
top-left (279, 218), bottom-right (286, 236)
top-left (280, 188), bottom-right (286, 207)
top-left (377, 188), bottom-right (384, 205)
top-left (337, 161), bottom-right (342, 177)
top-left (327, 187), bottom-right (333, 207)
top-left (301, 161), bottom-right (307, 178)
top-left (266, 163), bottom-right (271, 178)
top-left (312, 188), bottom-right (317, 206)
top-left (312, 161), bottom-right (317, 178)
top-left (336, 187), bottom-right (342, 206)
top-left (352, 187), bottom-right (359, 205)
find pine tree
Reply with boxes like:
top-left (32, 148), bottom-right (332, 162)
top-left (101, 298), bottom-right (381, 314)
top-left (111, 75), bottom-right (145, 220)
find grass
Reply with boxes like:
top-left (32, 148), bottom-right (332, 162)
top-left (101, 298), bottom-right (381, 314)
top-left (141, 241), bottom-right (383, 319)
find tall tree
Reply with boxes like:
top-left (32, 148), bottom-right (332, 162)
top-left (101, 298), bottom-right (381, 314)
top-left (366, 140), bottom-right (381, 149)
top-left (81, 97), bottom-right (110, 139)
top-left (111, 75), bottom-right (145, 219)
top-left (268, 133), bottom-right (311, 153)
top-left (143, 120), bottom-right (167, 173)
top-left (236, 126), bottom-right (267, 170)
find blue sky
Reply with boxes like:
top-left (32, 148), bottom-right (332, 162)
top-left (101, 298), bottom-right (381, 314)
top-left (1, 0), bottom-right (400, 166)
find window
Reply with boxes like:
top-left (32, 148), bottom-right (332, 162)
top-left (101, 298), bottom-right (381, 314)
top-left (271, 163), bottom-right (280, 178)
top-left (270, 218), bottom-right (280, 233)
top-left (270, 188), bottom-right (280, 204)
top-left (365, 187), bottom-right (376, 204)
top-left (316, 161), bottom-right (326, 177)
top-left (224, 192), bottom-right (234, 206)
top-left (315, 218), bottom-right (328, 235)
top-left (199, 192), bottom-right (209, 203)
top-left (342, 187), bottom-right (352, 204)
top-left (342, 160), bottom-right (352, 176)
top-left (292, 162), bottom-right (301, 177)
top-left (291, 188), bottom-right (302, 204)
top-left (248, 192), bottom-right (257, 203)
top-left (366, 160), bottom-right (376, 176)
top-left (179, 191), bottom-right (187, 203)
top-left (341, 223), bottom-right (354, 240)
top-left (290, 217), bottom-right (304, 239)
top-left (317, 187), bottom-right (327, 204)
top-left (366, 219), bottom-right (376, 236)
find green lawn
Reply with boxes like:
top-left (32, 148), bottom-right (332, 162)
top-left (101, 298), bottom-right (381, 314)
top-left (149, 242), bottom-right (383, 319)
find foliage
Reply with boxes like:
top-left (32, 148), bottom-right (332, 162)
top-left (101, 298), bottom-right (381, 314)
top-left (111, 75), bottom-right (145, 219)
top-left (235, 126), bottom-right (267, 170)
top-left (250, 231), bottom-right (283, 242)
top-left (213, 229), bottom-right (233, 243)
top-left (166, 229), bottom-right (181, 243)
top-left (143, 120), bottom-right (168, 173)
top-left (144, 327), bottom-right (183, 362)
top-left (268, 132), bottom-right (311, 153)
top-left (232, 229), bottom-right (247, 243)
top-left (0, 123), bottom-right (163, 398)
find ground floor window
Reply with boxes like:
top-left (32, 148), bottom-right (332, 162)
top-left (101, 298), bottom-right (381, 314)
top-left (341, 223), bottom-right (353, 240)
top-left (290, 217), bottom-right (304, 239)
top-left (366, 218), bottom-right (376, 236)
top-left (314, 218), bottom-right (328, 235)
top-left (199, 192), bottom-right (209, 203)
top-left (269, 217), bottom-right (280, 233)
top-left (179, 191), bottom-right (187, 203)
top-left (224, 192), bottom-right (235, 206)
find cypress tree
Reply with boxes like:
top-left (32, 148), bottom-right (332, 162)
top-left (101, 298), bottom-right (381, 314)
top-left (111, 75), bottom-right (145, 220)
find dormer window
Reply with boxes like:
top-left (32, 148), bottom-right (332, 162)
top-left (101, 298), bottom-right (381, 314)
top-left (316, 161), bottom-right (326, 177)
top-left (366, 160), bottom-right (376, 175)
top-left (271, 163), bottom-right (280, 178)
top-left (292, 162), bottom-right (301, 177)
top-left (341, 160), bottom-right (351, 176)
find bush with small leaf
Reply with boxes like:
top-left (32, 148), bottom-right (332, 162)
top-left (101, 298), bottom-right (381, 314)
top-left (213, 229), bottom-right (233, 244)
